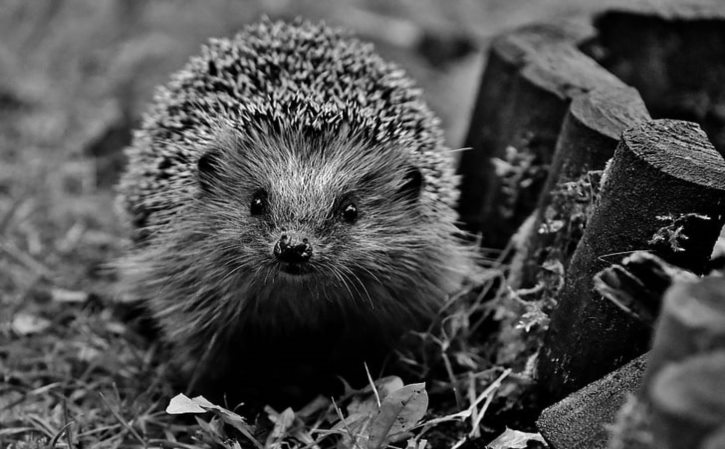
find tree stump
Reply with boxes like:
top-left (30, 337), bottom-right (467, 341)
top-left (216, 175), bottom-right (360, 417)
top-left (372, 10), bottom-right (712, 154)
top-left (537, 119), bottom-right (725, 404)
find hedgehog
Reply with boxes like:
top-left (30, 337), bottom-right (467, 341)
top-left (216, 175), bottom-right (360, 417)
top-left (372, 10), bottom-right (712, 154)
top-left (117, 18), bottom-right (477, 403)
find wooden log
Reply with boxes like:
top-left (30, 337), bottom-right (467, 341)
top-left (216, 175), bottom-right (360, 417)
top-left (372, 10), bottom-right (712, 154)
top-left (460, 22), bottom-right (593, 205)
top-left (456, 22), bottom-right (626, 249)
top-left (583, 2), bottom-right (725, 156)
top-left (536, 354), bottom-right (647, 449)
top-left (511, 86), bottom-right (650, 291)
top-left (537, 119), bottom-right (725, 405)
top-left (604, 0), bottom-right (725, 21)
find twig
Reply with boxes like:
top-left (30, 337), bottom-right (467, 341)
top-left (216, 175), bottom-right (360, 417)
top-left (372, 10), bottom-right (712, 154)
top-left (364, 362), bottom-right (381, 408)
top-left (467, 372), bottom-right (479, 438)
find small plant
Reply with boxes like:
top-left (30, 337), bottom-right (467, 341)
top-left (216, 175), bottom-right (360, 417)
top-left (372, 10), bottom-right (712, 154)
top-left (492, 145), bottom-right (547, 220)
top-left (648, 213), bottom-right (711, 253)
top-left (539, 170), bottom-right (603, 258)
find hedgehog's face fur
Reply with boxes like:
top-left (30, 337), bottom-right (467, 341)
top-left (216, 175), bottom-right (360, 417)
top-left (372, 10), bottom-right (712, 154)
top-left (183, 126), bottom-right (447, 327)
top-left (198, 128), bottom-right (423, 276)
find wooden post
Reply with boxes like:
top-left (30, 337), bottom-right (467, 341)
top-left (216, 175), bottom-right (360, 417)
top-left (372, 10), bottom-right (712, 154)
top-left (536, 355), bottom-right (648, 449)
top-left (459, 23), bottom-right (591, 224)
top-left (456, 22), bottom-right (627, 249)
top-left (537, 259), bottom-right (712, 449)
top-left (537, 119), bottom-right (725, 405)
top-left (511, 86), bottom-right (650, 290)
top-left (583, 4), bottom-right (725, 156)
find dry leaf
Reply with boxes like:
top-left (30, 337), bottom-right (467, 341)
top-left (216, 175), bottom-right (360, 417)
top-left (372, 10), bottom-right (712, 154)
top-left (486, 428), bottom-right (546, 448)
top-left (367, 383), bottom-right (428, 449)
top-left (12, 313), bottom-right (51, 335)
top-left (166, 393), bottom-right (207, 414)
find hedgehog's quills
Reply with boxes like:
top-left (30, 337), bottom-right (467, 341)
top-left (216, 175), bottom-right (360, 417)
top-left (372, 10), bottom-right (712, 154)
top-left (117, 18), bottom-right (478, 404)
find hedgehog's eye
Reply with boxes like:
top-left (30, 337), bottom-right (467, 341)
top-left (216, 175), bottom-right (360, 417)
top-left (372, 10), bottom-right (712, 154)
top-left (250, 190), bottom-right (268, 216)
top-left (341, 203), bottom-right (358, 223)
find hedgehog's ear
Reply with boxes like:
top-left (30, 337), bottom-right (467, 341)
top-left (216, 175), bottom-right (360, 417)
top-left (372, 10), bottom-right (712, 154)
top-left (197, 149), bottom-right (222, 192)
top-left (399, 166), bottom-right (423, 201)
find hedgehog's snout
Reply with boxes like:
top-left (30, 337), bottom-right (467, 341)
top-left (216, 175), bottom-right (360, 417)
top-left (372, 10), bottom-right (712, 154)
top-left (274, 234), bottom-right (313, 264)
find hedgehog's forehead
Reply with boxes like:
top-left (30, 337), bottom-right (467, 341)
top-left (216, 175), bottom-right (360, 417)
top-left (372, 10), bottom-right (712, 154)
top-left (262, 137), bottom-right (391, 196)
top-left (267, 159), bottom-right (344, 205)
top-left (239, 128), bottom-right (410, 188)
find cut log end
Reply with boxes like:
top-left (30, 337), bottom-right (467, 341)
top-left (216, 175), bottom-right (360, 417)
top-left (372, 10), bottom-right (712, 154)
top-left (570, 86), bottom-right (650, 141)
top-left (623, 120), bottom-right (725, 190)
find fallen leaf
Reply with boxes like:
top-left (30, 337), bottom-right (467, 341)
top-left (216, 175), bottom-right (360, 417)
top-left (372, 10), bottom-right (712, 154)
top-left (376, 376), bottom-right (405, 401)
top-left (166, 393), bottom-right (207, 414)
top-left (166, 394), bottom-right (262, 448)
top-left (367, 383), bottom-right (428, 449)
top-left (486, 428), bottom-right (547, 448)
top-left (191, 395), bottom-right (215, 408)
top-left (12, 313), bottom-right (51, 335)
top-left (347, 376), bottom-right (406, 419)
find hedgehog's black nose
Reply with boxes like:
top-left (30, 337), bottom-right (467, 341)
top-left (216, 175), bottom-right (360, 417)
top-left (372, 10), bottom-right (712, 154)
top-left (274, 235), bottom-right (313, 263)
